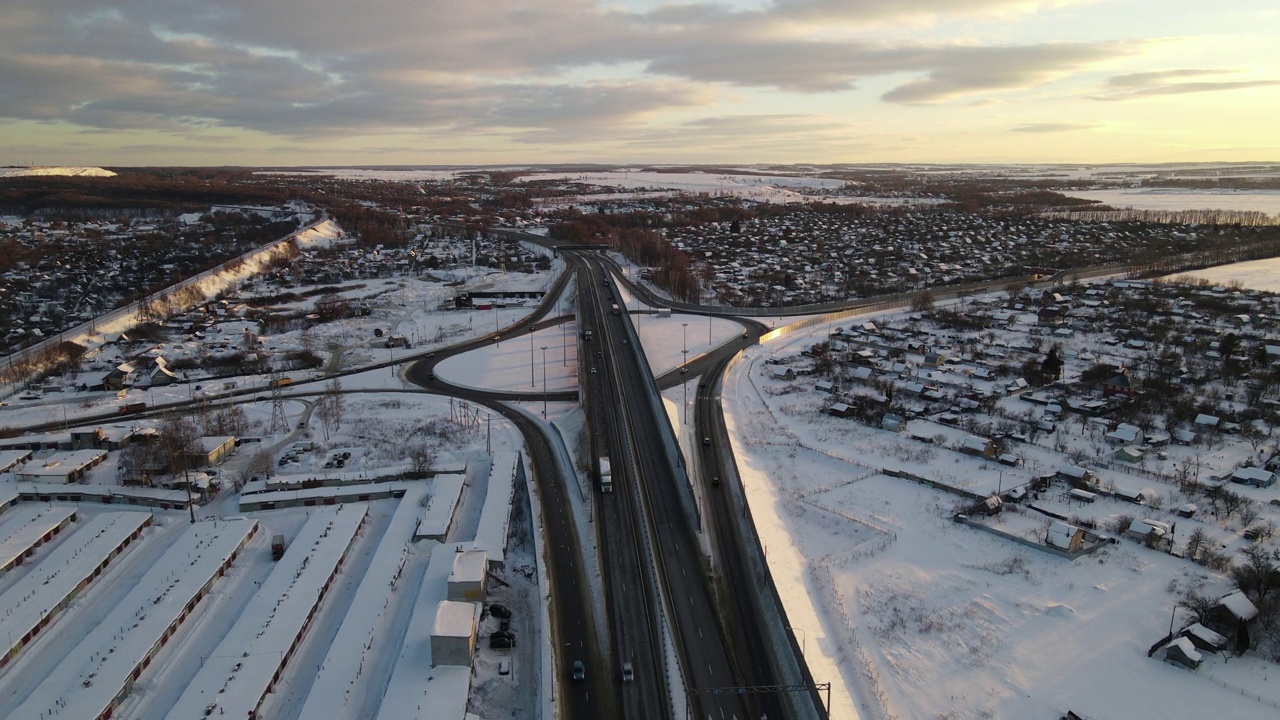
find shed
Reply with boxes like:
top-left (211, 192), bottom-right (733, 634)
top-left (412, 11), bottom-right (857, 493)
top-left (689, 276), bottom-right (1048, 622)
top-left (815, 379), bottom-right (837, 394)
top-left (1127, 518), bottom-right (1169, 543)
top-left (187, 436), bottom-right (237, 468)
top-left (1113, 446), bottom-right (1145, 464)
top-left (1164, 637), bottom-right (1202, 669)
top-left (1176, 503), bottom-right (1198, 518)
top-left (1172, 429), bottom-right (1197, 445)
top-left (431, 600), bottom-right (478, 667)
top-left (768, 365), bottom-right (796, 381)
top-left (880, 413), bottom-right (905, 433)
top-left (447, 549), bottom-right (489, 602)
top-left (827, 402), bottom-right (852, 418)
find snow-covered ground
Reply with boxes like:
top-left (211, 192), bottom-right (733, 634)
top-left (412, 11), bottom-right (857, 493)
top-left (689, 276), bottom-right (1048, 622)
top-left (719, 305), bottom-right (1280, 720)
top-left (1165, 257), bottom-right (1280, 293)
top-left (1062, 188), bottom-right (1280, 217)
top-left (517, 170), bottom-right (846, 203)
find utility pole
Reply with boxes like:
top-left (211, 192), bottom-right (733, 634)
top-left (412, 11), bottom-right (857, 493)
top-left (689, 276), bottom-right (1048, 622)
top-left (541, 346), bottom-right (548, 418)
top-left (530, 328), bottom-right (536, 387)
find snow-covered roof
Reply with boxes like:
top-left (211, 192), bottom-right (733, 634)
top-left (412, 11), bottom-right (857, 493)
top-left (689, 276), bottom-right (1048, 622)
top-left (1194, 413), bottom-right (1220, 427)
top-left (1232, 466), bottom-right (1273, 482)
top-left (432, 600), bottom-right (477, 638)
top-left (1185, 623), bottom-right (1226, 648)
top-left (164, 506), bottom-right (366, 720)
top-left (299, 487), bottom-right (429, 719)
top-left (1217, 590), bottom-right (1259, 621)
top-left (1167, 637), bottom-right (1202, 663)
top-left (0, 505), bottom-right (77, 568)
top-left (378, 543), bottom-right (471, 719)
top-left (1046, 521), bottom-right (1080, 549)
top-left (0, 512), bottom-right (152, 661)
top-left (450, 549), bottom-right (488, 584)
top-left (13, 519), bottom-right (259, 720)
top-left (962, 436), bottom-right (990, 452)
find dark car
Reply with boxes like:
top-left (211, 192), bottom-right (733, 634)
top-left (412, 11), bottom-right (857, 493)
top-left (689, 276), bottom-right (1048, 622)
top-left (571, 660), bottom-right (585, 682)
top-left (490, 632), bottom-right (515, 649)
top-left (621, 662), bottom-right (634, 683)
top-left (703, 437), bottom-right (711, 446)
top-left (489, 603), bottom-right (512, 619)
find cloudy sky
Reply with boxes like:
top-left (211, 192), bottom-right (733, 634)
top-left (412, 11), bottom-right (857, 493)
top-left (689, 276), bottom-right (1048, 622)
top-left (2, 0), bottom-right (1277, 166)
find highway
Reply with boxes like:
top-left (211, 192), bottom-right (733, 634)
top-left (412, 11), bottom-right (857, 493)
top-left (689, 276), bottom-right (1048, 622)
top-left (577, 260), bottom-right (671, 720)
top-left (579, 252), bottom-right (758, 720)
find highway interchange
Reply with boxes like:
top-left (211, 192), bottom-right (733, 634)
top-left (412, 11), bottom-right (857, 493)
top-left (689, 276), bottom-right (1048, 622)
top-left (410, 239), bottom-right (829, 720)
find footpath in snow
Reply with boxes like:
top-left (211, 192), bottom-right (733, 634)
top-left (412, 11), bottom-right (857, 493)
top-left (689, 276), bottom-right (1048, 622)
top-left (164, 505), bottom-right (367, 720)
top-left (0, 511), bottom-right (152, 667)
top-left (10, 518), bottom-right (258, 720)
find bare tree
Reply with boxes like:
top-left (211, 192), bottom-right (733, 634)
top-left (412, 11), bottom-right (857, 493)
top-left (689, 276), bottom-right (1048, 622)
top-left (1232, 544), bottom-right (1276, 605)
top-left (1185, 527), bottom-right (1209, 559)
top-left (1239, 499), bottom-right (1261, 529)
top-left (1177, 589), bottom-right (1217, 626)
top-left (159, 413), bottom-right (201, 522)
top-left (407, 442), bottom-right (436, 478)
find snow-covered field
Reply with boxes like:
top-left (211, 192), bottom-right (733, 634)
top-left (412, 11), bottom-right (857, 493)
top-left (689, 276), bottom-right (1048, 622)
top-left (517, 170), bottom-right (846, 203)
top-left (1164, 257), bottom-right (1280, 293)
top-left (1062, 188), bottom-right (1280, 217)
top-left (720, 307), bottom-right (1280, 720)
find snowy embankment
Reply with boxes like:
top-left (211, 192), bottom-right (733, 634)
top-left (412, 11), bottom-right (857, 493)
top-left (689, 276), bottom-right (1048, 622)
top-left (0, 511), bottom-right (152, 666)
top-left (0, 166), bottom-right (116, 178)
top-left (298, 490), bottom-right (427, 720)
top-left (376, 542), bottom-right (471, 720)
top-left (2, 212), bottom-right (334, 386)
top-left (10, 518), bottom-right (258, 720)
top-left (165, 505), bottom-right (366, 720)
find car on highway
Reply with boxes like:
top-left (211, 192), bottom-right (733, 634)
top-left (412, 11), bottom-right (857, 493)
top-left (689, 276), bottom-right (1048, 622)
top-left (571, 660), bottom-right (585, 682)
top-left (703, 437), bottom-right (711, 446)
top-left (621, 662), bottom-right (634, 683)
top-left (712, 476), bottom-right (720, 487)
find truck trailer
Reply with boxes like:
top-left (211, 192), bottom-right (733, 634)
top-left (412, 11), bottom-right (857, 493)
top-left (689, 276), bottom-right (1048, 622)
top-left (599, 456), bottom-right (613, 493)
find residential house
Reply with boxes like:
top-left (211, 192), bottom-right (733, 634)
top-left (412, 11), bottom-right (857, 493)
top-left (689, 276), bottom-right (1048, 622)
top-left (1046, 521), bottom-right (1084, 552)
top-left (960, 435), bottom-right (996, 458)
top-left (1230, 466), bottom-right (1275, 488)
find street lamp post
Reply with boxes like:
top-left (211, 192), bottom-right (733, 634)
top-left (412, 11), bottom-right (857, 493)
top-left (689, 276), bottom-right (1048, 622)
top-left (541, 346), bottom-right (548, 417)
top-left (530, 328), bottom-right (536, 387)
top-left (683, 349), bottom-right (689, 425)
top-left (708, 313), bottom-right (712, 346)
top-left (561, 321), bottom-right (567, 367)
top-left (682, 322), bottom-right (688, 357)
top-left (787, 626), bottom-right (806, 655)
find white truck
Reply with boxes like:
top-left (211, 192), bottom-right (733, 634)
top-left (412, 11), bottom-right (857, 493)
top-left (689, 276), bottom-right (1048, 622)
top-left (599, 455), bottom-right (613, 493)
